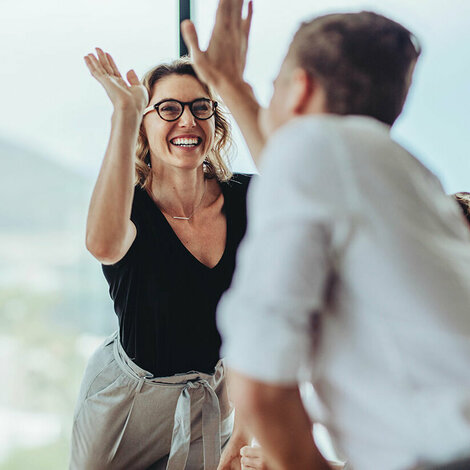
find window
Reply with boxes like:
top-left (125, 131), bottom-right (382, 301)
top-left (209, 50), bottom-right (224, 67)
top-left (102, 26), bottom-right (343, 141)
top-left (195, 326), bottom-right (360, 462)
top-left (1, 1), bottom-right (469, 468)
top-left (0, 2), bottom-right (178, 467)
top-left (194, 0), bottom-right (470, 191)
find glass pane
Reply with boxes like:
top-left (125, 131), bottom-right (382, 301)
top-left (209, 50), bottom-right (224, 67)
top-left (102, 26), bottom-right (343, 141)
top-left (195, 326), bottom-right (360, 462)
top-left (193, 0), bottom-right (470, 463)
top-left (194, 0), bottom-right (470, 191)
top-left (0, 1), bottom-right (178, 468)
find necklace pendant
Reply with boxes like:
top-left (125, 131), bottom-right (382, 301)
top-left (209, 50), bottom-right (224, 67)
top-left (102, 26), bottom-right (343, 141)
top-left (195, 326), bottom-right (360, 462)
top-left (173, 216), bottom-right (190, 220)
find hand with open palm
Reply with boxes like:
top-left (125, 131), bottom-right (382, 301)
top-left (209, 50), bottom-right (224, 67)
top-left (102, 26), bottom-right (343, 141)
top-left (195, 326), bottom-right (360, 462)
top-left (181, 0), bottom-right (266, 162)
top-left (84, 48), bottom-right (148, 116)
top-left (181, 0), bottom-right (253, 90)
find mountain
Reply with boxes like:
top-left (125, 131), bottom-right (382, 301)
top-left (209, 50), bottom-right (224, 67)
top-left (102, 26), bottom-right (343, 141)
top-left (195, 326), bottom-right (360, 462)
top-left (0, 137), bottom-right (116, 335)
top-left (0, 138), bottom-right (92, 232)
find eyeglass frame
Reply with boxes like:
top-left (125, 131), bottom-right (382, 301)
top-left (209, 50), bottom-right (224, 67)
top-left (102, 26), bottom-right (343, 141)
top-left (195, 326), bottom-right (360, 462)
top-left (143, 98), bottom-right (218, 122)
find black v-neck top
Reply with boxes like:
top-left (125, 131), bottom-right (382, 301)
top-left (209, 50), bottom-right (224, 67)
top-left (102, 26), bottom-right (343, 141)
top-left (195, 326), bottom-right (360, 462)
top-left (102, 173), bottom-right (253, 377)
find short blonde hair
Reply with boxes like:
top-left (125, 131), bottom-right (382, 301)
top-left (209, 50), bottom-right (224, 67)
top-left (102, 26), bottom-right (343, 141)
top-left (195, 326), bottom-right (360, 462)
top-left (136, 57), bottom-right (233, 190)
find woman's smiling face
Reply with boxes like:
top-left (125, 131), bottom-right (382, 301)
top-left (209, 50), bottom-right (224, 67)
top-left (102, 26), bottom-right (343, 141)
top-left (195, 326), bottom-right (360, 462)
top-left (143, 74), bottom-right (216, 172)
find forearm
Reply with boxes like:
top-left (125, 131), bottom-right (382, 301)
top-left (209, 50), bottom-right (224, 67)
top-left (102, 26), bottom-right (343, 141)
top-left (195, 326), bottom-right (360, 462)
top-left (217, 79), bottom-right (266, 166)
top-left (180, 6), bottom-right (264, 164)
top-left (86, 107), bottom-right (140, 257)
top-left (227, 368), bottom-right (252, 445)
top-left (230, 404), bottom-right (252, 446)
top-left (231, 375), bottom-right (330, 470)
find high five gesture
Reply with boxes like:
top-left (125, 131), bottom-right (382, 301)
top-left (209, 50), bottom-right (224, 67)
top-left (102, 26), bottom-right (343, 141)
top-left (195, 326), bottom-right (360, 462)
top-left (84, 48), bottom-right (142, 266)
top-left (182, 0), bottom-right (265, 163)
top-left (84, 48), bottom-right (148, 115)
top-left (181, 0), bottom-right (252, 89)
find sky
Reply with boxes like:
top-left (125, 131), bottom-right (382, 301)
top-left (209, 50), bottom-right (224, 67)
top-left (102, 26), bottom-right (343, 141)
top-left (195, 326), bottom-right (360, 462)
top-left (1, 0), bottom-right (469, 192)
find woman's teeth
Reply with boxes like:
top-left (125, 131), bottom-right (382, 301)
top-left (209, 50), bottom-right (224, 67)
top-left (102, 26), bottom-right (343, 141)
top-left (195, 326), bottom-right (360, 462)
top-left (171, 137), bottom-right (200, 147)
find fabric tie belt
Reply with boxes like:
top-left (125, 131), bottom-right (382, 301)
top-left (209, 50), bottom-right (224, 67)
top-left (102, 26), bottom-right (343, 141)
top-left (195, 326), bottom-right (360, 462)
top-left (112, 332), bottom-right (223, 470)
top-left (166, 378), bottom-right (221, 469)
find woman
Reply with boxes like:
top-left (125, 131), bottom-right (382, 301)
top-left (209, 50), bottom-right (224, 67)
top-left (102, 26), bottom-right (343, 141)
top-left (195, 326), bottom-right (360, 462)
top-left (70, 48), bottom-right (255, 470)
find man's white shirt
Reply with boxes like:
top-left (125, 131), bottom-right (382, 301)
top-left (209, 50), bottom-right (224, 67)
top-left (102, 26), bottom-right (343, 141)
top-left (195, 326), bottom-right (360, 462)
top-left (217, 115), bottom-right (470, 470)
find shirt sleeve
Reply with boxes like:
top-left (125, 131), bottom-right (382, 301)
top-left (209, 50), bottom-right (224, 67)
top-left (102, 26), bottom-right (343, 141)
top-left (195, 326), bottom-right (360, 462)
top-left (217, 117), bottom-right (351, 384)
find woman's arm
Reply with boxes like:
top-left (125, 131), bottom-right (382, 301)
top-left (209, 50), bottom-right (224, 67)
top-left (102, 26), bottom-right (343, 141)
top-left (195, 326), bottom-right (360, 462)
top-left (84, 49), bottom-right (148, 264)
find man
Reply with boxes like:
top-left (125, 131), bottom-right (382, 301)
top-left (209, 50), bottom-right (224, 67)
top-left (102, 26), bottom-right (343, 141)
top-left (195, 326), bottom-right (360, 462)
top-left (183, 2), bottom-right (470, 469)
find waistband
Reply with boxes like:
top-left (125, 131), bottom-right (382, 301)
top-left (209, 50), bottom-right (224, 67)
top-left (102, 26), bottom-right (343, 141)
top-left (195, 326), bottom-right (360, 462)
top-left (107, 330), bottom-right (225, 386)
top-left (106, 331), bottom-right (228, 470)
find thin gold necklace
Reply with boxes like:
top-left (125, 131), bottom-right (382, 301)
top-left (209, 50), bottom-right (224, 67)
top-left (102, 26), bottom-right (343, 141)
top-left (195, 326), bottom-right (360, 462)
top-left (159, 179), bottom-right (207, 221)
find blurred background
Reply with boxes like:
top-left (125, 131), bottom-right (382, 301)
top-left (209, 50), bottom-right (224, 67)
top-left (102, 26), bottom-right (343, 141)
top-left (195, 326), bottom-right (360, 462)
top-left (0, 0), bottom-right (469, 467)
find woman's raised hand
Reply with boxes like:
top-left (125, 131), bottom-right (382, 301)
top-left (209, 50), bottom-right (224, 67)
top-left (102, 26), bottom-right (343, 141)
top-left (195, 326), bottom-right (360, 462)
top-left (84, 48), bottom-right (148, 115)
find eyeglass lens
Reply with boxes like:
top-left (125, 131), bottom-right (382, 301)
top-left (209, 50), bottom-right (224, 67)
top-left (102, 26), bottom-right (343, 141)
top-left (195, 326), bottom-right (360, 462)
top-left (158, 99), bottom-right (214, 121)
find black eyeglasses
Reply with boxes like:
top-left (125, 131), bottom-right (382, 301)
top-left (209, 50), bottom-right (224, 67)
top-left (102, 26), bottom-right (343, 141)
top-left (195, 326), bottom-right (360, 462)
top-left (143, 98), bottom-right (218, 121)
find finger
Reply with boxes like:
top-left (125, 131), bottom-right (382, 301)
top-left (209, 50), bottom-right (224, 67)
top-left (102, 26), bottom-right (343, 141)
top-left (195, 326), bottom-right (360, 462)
top-left (215, 0), bottom-right (231, 26)
top-left (230, 0), bottom-right (243, 30)
top-left (242, 0), bottom-right (253, 39)
top-left (126, 69), bottom-right (141, 86)
top-left (328, 462), bottom-right (345, 470)
top-left (241, 454), bottom-right (263, 464)
top-left (181, 20), bottom-right (203, 59)
top-left (96, 47), bottom-right (114, 75)
top-left (240, 446), bottom-right (263, 458)
top-left (84, 55), bottom-right (97, 75)
top-left (237, 0), bottom-right (245, 28)
top-left (217, 0), bottom-right (243, 31)
top-left (85, 53), bottom-right (106, 78)
top-left (241, 456), bottom-right (262, 468)
top-left (105, 52), bottom-right (123, 78)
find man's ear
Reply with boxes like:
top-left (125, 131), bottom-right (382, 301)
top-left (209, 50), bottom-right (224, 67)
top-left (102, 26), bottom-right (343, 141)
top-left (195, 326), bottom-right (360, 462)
top-left (286, 68), bottom-right (314, 115)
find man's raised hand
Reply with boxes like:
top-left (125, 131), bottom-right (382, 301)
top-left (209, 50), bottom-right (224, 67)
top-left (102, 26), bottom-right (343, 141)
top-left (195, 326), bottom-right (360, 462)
top-left (181, 0), bottom-right (253, 90)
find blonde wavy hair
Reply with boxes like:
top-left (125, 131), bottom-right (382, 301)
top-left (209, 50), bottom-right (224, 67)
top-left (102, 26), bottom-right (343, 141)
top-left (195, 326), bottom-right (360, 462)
top-left (135, 57), bottom-right (233, 190)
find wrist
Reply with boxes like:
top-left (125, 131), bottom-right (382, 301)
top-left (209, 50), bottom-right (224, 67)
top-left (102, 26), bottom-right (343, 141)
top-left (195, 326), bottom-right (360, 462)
top-left (217, 79), bottom-right (253, 104)
top-left (229, 427), bottom-right (251, 446)
top-left (112, 106), bottom-right (142, 125)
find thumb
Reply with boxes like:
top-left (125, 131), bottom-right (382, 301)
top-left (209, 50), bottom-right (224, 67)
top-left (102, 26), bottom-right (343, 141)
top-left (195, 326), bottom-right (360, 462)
top-left (126, 69), bottom-right (141, 86)
top-left (181, 19), bottom-right (203, 59)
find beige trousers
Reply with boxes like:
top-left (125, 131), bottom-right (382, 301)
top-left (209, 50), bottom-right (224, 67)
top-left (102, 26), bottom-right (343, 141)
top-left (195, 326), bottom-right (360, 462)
top-left (70, 331), bottom-right (233, 470)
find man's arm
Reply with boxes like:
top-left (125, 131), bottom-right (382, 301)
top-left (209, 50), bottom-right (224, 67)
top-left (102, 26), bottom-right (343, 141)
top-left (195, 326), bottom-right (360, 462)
top-left (181, 0), bottom-right (266, 164)
top-left (217, 395), bottom-right (252, 470)
top-left (229, 370), bottom-right (330, 470)
top-left (216, 120), bottom-right (350, 469)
